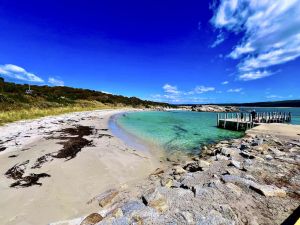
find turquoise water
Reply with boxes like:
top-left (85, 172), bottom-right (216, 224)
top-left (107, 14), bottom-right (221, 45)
top-left (116, 111), bottom-right (243, 155)
top-left (115, 107), bottom-right (300, 155)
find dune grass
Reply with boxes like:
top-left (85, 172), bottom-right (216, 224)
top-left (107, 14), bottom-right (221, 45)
top-left (0, 100), bottom-right (123, 125)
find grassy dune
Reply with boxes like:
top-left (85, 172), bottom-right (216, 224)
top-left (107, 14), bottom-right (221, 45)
top-left (0, 100), bottom-right (120, 125)
top-left (0, 79), bottom-right (171, 125)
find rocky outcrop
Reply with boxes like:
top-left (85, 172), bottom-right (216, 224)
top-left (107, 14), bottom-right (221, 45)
top-left (50, 134), bottom-right (300, 225)
top-left (191, 105), bottom-right (239, 112)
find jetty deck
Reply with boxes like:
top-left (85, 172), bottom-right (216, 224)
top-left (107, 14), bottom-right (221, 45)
top-left (217, 112), bottom-right (291, 131)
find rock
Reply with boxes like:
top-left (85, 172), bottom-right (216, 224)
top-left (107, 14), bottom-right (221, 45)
top-left (265, 155), bottom-right (273, 160)
top-left (171, 180), bottom-right (181, 188)
top-left (221, 147), bottom-right (239, 157)
top-left (221, 175), bottom-right (257, 188)
top-left (150, 168), bottom-right (164, 176)
top-left (180, 211), bottom-right (194, 224)
top-left (240, 144), bottom-right (249, 150)
top-left (161, 178), bottom-right (173, 188)
top-left (80, 213), bottom-right (103, 225)
top-left (240, 151), bottom-right (255, 159)
top-left (142, 188), bottom-right (168, 212)
top-left (173, 166), bottom-right (186, 175)
top-left (225, 168), bottom-right (240, 176)
top-left (121, 201), bottom-right (145, 216)
top-left (250, 184), bottom-right (286, 197)
top-left (228, 160), bottom-right (241, 169)
top-left (218, 204), bottom-right (238, 222)
top-left (252, 139), bottom-right (263, 146)
top-left (269, 147), bottom-right (285, 157)
top-left (112, 208), bottom-right (123, 218)
top-left (183, 162), bottom-right (202, 172)
top-left (225, 183), bottom-right (242, 197)
top-left (87, 189), bottom-right (119, 207)
top-left (174, 175), bottom-right (181, 181)
top-left (216, 154), bottom-right (228, 161)
top-left (196, 209), bottom-right (235, 225)
top-left (244, 159), bottom-right (253, 166)
top-left (198, 160), bottom-right (210, 170)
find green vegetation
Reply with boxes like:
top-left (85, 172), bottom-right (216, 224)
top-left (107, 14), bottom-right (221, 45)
top-left (0, 78), bottom-right (170, 125)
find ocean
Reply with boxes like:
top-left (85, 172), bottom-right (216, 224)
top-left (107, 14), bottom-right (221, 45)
top-left (112, 108), bottom-right (300, 155)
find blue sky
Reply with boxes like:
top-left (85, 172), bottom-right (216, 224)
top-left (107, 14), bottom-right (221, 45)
top-left (0, 0), bottom-right (299, 104)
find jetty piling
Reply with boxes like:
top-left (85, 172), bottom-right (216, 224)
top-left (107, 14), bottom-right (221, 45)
top-left (217, 111), bottom-right (291, 131)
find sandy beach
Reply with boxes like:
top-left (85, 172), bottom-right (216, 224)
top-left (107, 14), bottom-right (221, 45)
top-left (0, 109), bottom-right (161, 225)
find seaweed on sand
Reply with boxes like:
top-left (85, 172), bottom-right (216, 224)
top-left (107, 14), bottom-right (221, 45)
top-left (5, 160), bottom-right (51, 188)
top-left (5, 160), bottom-right (29, 180)
top-left (53, 137), bottom-right (92, 160)
top-left (51, 125), bottom-right (94, 160)
top-left (10, 173), bottom-right (51, 188)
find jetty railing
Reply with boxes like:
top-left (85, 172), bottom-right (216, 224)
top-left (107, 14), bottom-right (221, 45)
top-left (217, 112), bottom-right (291, 131)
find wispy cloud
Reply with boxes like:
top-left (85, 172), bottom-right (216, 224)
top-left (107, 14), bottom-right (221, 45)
top-left (211, 0), bottom-right (300, 81)
top-left (266, 94), bottom-right (294, 99)
top-left (0, 64), bottom-right (44, 83)
top-left (48, 77), bottom-right (64, 86)
top-left (152, 84), bottom-right (216, 103)
top-left (211, 32), bottom-right (225, 48)
top-left (221, 81), bottom-right (229, 85)
top-left (194, 85), bottom-right (215, 94)
top-left (239, 70), bottom-right (274, 81)
top-left (227, 88), bottom-right (242, 93)
top-left (163, 84), bottom-right (180, 94)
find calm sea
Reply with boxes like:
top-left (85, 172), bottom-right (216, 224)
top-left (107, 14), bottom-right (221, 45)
top-left (113, 108), bottom-right (300, 155)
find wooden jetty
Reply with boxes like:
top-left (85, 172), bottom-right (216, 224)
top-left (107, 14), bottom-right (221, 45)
top-left (217, 112), bottom-right (291, 131)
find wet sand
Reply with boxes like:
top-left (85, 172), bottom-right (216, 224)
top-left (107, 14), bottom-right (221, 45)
top-left (0, 109), bottom-right (161, 225)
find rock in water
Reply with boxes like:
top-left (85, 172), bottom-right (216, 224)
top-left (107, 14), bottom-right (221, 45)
top-left (80, 213), bottom-right (103, 225)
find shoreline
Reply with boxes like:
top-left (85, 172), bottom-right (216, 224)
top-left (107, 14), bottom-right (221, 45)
top-left (109, 111), bottom-right (167, 161)
top-left (0, 109), bottom-right (162, 225)
top-left (1, 109), bottom-right (299, 224)
top-left (50, 122), bottom-right (300, 225)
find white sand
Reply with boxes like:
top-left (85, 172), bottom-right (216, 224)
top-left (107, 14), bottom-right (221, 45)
top-left (0, 109), bottom-right (161, 225)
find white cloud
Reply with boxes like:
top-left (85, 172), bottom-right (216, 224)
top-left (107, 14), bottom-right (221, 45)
top-left (211, 0), bottom-right (300, 80)
top-left (227, 88), bottom-right (242, 93)
top-left (194, 85), bottom-right (215, 94)
top-left (239, 70), bottom-right (273, 81)
top-left (163, 84), bottom-right (180, 94)
top-left (48, 77), bottom-right (64, 86)
top-left (221, 81), bottom-right (229, 85)
top-left (0, 64), bottom-right (44, 83)
top-left (151, 84), bottom-right (216, 103)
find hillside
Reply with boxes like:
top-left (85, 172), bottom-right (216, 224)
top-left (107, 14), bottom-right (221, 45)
top-left (0, 77), bottom-right (170, 124)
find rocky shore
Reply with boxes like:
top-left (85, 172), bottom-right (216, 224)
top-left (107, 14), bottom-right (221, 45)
top-left (177, 105), bottom-right (239, 112)
top-left (51, 127), bottom-right (300, 225)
